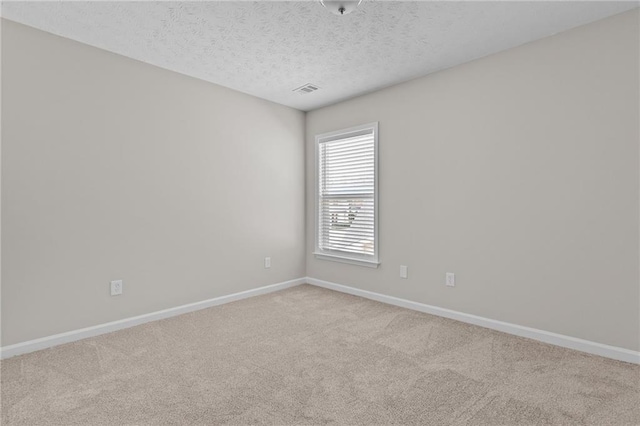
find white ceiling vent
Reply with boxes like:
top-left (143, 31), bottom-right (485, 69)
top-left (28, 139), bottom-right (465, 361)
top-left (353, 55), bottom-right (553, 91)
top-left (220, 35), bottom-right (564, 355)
top-left (293, 83), bottom-right (320, 94)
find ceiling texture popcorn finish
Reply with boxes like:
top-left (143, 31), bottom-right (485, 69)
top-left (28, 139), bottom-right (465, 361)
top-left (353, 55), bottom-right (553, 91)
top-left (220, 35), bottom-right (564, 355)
top-left (1, 1), bottom-right (636, 111)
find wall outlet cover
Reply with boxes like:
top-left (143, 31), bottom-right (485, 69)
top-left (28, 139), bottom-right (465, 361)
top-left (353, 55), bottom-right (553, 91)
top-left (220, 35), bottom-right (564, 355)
top-left (400, 265), bottom-right (408, 279)
top-left (110, 280), bottom-right (123, 296)
top-left (446, 272), bottom-right (455, 287)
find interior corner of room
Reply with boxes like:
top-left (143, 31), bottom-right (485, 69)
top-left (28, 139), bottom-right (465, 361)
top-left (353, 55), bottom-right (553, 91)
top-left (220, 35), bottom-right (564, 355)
top-left (1, 1), bottom-right (639, 362)
top-left (0, 2), bottom-right (639, 424)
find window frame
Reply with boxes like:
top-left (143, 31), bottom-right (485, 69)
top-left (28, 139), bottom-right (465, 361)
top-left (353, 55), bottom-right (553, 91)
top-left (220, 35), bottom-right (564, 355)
top-left (314, 122), bottom-right (379, 268)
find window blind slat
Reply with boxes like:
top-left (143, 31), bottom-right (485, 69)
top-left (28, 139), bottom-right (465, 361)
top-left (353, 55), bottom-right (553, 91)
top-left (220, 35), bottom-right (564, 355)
top-left (323, 162), bottom-right (374, 171)
top-left (324, 148), bottom-right (374, 157)
top-left (323, 136), bottom-right (373, 148)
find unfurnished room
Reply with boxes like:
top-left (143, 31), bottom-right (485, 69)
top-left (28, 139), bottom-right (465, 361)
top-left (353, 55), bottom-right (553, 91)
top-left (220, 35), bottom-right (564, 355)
top-left (0, 1), bottom-right (639, 425)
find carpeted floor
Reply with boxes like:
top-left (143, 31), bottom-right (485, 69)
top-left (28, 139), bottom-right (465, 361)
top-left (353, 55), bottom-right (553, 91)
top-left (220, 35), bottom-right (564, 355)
top-left (1, 284), bottom-right (639, 425)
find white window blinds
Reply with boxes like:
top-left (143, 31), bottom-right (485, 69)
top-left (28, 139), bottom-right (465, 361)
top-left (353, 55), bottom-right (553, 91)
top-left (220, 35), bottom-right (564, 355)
top-left (315, 123), bottom-right (378, 267)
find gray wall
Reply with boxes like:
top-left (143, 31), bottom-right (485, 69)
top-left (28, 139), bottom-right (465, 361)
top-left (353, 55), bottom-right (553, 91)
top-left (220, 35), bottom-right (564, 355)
top-left (1, 20), bottom-right (306, 346)
top-left (3, 10), bottom-right (639, 352)
top-left (306, 10), bottom-right (639, 351)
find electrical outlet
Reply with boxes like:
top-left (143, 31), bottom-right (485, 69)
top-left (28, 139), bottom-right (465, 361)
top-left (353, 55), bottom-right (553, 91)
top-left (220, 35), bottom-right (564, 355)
top-left (400, 265), bottom-right (408, 279)
top-left (446, 272), bottom-right (455, 287)
top-left (264, 257), bottom-right (271, 269)
top-left (110, 279), bottom-right (123, 296)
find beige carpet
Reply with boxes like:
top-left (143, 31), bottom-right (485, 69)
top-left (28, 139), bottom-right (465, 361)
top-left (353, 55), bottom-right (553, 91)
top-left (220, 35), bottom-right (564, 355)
top-left (1, 284), bottom-right (639, 425)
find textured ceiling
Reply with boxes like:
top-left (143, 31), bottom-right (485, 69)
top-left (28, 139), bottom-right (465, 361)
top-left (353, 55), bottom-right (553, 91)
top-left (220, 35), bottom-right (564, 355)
top-left (2, 1), bottom-right (637, 111)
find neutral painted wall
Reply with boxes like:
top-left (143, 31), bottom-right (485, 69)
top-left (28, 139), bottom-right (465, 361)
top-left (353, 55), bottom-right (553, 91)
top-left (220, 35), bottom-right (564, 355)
top-left (306, 10), bottom-right (640, 351)
top-left (1, 20), bottom-right (306, 346)
top-left (2, 10), bottom-right (639, 353)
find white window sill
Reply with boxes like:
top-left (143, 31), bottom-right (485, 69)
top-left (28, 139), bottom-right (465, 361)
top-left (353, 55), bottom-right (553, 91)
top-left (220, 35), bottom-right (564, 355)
top-left (313, 252), bottom-right (380, 268)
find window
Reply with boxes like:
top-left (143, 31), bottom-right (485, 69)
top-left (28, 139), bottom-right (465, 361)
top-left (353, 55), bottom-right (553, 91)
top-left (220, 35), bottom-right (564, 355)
top-left (314, 122), bottom-right (379, 267)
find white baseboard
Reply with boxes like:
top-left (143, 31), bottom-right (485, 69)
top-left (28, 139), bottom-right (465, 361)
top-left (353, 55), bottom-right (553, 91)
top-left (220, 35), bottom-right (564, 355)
top-left (4, 276), bottom-right (637, 365)
top-left (306, 277), bottom-right (640, 365)
top-left (0, 278), bottom-right (306, 360)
